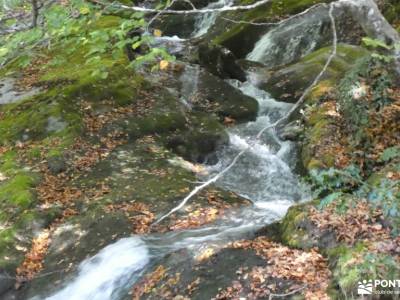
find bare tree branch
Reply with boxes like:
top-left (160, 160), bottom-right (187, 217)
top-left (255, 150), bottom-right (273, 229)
top-left (89, 0), bottom-right (273, 14)
top-left (268, 284), bottom-right (308, 300)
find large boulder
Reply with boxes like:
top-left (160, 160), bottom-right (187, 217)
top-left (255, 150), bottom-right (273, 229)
top-left (198, 43), bottom-right (247, 81)
top-left (245, 44), bottom-right (369, 103)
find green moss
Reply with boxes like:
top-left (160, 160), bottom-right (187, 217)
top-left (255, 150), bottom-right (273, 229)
top-left (0, 173), bottom-right (37, 208)
top-left (328, 244), bottom-right (400, 296)
top-left (280, 203), bottom-right (308, 248)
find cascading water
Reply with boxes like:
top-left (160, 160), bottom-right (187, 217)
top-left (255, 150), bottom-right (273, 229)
top-left (37, 238), bottom-right (149, 300)
top-left (247, 5), bottom-right (329, 67)
top-left (191, 0), bottom-right (233, 38)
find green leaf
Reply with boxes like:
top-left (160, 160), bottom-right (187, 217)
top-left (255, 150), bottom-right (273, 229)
top-left (362, 37), bottom-right (391, 50)
top-left (379, 146), bottom-right (400, 162)
top-left (318, 192), bottom-right (342, 209)
top-left (0, 47), bottom-right (9, 57)
top-left (79, 7), bottom-right (90, 15)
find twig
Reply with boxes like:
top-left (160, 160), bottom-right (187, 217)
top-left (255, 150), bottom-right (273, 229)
top-left (146, 0), bottom-right (179, 32)
top-left (268, 284), bottom-right (307, 300)
top-left (153, 2), bottom-right (338, 225)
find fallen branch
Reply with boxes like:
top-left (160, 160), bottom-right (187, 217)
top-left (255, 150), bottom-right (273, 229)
top-left (268, 284), bottom-right (307, 300)
top-left (89, 0), bottom-right (273, 14)
top-left (154, 2), bottom-right (338, 224)
top-left (221, 3), bottom-right (323, 27)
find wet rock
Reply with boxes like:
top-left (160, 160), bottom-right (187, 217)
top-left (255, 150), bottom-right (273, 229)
top-left (22, 211), bottom-right (132, 299)
top-left (47, 156), bottom-right (67, 175)
top-left (153, 15), bottom-right (197, 39)
top-left (179, 66), bottom-right (258, 122)
top-left (198, 43), bottom-right (247, 81)
top-left (165, 120), bottom-right (228, 163)
top-left (0, 273), bottom-right (15, 298)
top-left (138, 248), bottom-right (266, 300)
top-left (279, 121), bottom-right (303, 141)
top-left (254, 44), bottom-right (369, 103)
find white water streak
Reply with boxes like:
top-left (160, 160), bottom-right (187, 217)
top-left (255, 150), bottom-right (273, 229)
top-left (44, 238), bottom-right (149, 300)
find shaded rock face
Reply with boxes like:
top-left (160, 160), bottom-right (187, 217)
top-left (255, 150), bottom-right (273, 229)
top-left (19, 212), bottom-right (133, 300)
top-left (134, 247), bottom-right (267, 300)
top-left (154, 15), bottom-right (197, 39)
top-left (178, 66), bottom-right (259, 121)
top-left (0, 78), bottom-right (40, 104)
top-left (246, 5), bottom-right (363, 68)
top-left (198, 43), bottom-right (247, 81)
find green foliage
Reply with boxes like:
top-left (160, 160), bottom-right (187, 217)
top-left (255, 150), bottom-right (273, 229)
top-left (362, 37), bottom-right (398, 63)
top-left (338, 57), bottom-right (393, 145)
top-left (0, 0), bottom-right (174, 74)
top-left (333, 245), bottom-right (400, 295)
top-left (358, 177), bottom-right (400, 229)
top-left (310, 165), bottom-right (363, 196)
top-left (379, 146), bottom-right (400, 162)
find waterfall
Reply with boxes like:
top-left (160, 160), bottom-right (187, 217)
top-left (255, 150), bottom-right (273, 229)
top-left (192, 0), bottom-right (233, 38)
top-left (41, 238), bottom-right (149, 300)
top-left (246, 5), bottom-right (329, 67)
top-left (179, 64), bottom-right (200, 108)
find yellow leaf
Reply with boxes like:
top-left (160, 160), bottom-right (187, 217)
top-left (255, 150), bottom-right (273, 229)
top-left (153, 29), bottom-right (162, 37)
top-left (159, 60), bottom-right (169, 70)
top-left (80, 7), bottom-right (90, 15)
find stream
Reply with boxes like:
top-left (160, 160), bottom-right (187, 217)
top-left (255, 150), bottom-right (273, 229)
top-left (36, 4), bottom-right (312, 300)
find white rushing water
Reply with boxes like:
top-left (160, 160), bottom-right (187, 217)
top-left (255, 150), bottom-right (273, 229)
top-left (191, 0), bottom-right (233, 38)
top-left (42, 238), bottom-right (149, 300)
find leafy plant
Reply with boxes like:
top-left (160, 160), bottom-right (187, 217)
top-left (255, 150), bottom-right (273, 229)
top-left (362, 37), bottom-right (399, 63)
top-left (0, 0), bottom-right (174, 74)
top-left (379, 146), bottom-right (400, 162)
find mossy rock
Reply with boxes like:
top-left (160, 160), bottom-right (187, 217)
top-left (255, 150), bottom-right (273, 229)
top-left (327, 243), bottom-right (400, 298)
top-left (258, 44), bottom-right (369, 103)
top-left (279, 200), bottom-right (338, 250)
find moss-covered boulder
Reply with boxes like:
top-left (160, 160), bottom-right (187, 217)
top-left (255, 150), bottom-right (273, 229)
top-left (257, 44), bottom-right (369, 103)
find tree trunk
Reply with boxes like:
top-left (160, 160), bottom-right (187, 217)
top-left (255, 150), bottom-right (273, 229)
top-left (31, 0), bottom-right (39, 28)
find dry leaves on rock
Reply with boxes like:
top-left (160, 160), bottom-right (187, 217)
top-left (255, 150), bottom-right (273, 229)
top-left (131, 265), bottom-right (167, 300)
top-left (105, 202), bottom-right (155, 234)
top-left (308, 200), bottom-right (390, 245)
top-left (15, 230), bottom-right (50, 288)
top-left (221, 237), bottom-right (331, 300)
